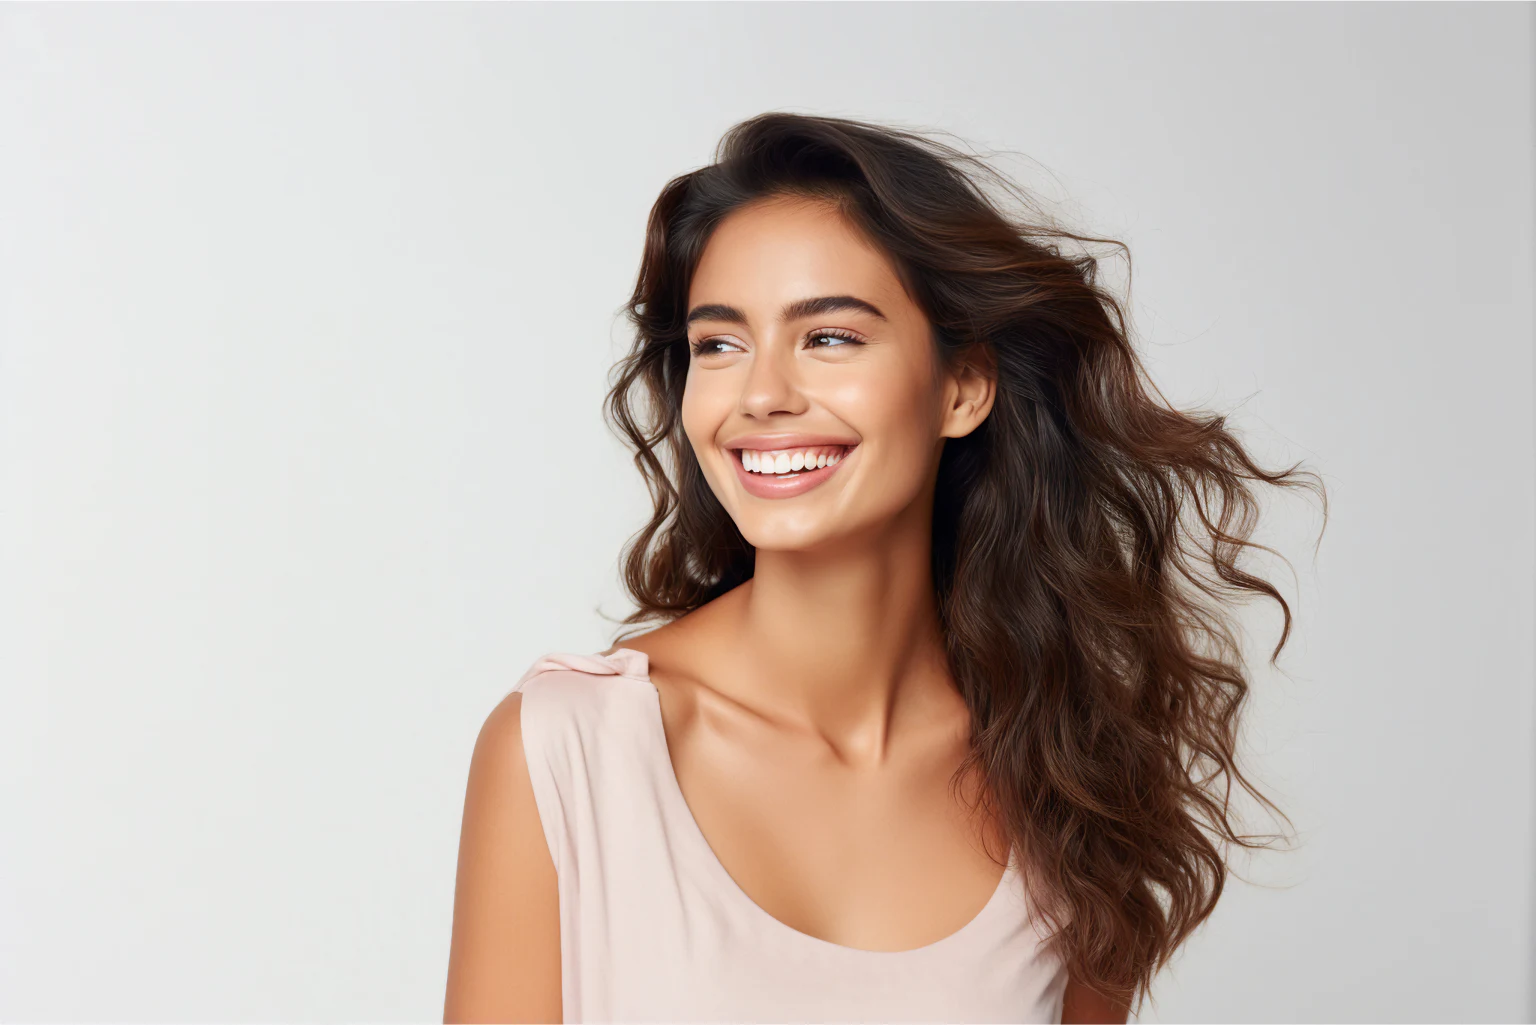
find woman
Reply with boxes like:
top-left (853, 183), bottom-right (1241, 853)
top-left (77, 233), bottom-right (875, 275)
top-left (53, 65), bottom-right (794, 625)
top-left (444, 112), bottom-right (1324, 1024)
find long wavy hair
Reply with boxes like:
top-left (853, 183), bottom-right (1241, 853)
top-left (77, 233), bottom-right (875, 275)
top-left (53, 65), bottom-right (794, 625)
top-left (602, 111), bottom-right (1327, 1009)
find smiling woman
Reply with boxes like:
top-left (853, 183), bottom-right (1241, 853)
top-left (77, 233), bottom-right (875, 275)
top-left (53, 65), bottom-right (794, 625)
top-left (678, 196), bottom-right (971, 547)
top-left (444, 112), bottom-right (1327, 1025)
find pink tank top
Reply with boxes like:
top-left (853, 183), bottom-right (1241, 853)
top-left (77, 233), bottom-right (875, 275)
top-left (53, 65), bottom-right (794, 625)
top-left (511, 648), bottom-right (1069, 1023)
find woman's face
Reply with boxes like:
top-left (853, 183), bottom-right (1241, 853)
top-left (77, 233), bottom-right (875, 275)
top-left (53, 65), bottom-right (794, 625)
top-left (681, 193), bottom-right (992, 553)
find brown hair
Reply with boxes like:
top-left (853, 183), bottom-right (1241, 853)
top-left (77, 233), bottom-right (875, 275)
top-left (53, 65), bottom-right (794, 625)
top-left (603, 111), bottom-right (1327, 1009)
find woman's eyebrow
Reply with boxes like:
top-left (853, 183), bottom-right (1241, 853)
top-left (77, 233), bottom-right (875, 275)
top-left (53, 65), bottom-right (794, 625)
top-left (685, 295), bottom-right (888, 326)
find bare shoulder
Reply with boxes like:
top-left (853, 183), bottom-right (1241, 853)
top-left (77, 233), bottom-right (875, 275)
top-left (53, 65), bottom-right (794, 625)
top-left (443, 690), bottom-right (562, 1023)
top-left (473, 688), bottom-right (529, 763)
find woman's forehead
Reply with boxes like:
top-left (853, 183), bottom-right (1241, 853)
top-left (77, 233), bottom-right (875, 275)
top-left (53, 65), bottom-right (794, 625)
top-left (688, 197), bottom-right (907, 313)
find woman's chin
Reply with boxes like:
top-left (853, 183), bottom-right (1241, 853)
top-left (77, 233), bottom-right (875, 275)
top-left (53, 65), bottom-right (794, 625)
top-left (738, 522), bottom-right (848, 556)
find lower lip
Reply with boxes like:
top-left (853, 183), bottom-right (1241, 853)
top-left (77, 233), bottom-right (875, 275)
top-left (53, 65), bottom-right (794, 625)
top-left (730, 448), bottom-right (855, 499)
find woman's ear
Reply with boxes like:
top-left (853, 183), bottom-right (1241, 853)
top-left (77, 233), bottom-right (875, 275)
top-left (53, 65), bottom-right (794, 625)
top-left (939, 345), bottom-right (998, 440)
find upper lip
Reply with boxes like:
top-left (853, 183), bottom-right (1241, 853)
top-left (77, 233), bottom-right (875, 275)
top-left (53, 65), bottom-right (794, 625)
top-left (721, 433), bottom-right (861, 451)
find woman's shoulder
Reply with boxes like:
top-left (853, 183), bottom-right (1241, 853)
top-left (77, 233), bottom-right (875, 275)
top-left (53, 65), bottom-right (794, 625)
top-left (505, 646), bottom-right (660, 744)
top-left (514, 591), bottom-right (738, 730)
top-left (512, 647), bottom-right (652, 693)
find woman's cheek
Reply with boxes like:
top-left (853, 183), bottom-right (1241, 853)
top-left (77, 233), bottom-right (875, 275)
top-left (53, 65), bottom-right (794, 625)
top-left (679, 385), bottom-right (723, 456)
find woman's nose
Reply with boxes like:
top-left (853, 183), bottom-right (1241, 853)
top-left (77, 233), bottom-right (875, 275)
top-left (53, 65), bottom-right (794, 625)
top-left (737, 341), bottom-right (808, 419)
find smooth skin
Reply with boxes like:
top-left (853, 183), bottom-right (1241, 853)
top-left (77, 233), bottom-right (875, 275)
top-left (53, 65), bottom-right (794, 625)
top-left (444, 194), bottom-right (1131, 1024)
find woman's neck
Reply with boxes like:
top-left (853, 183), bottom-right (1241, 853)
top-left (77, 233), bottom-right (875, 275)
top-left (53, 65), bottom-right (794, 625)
top-left (721, 506), bottom-right (957, 759)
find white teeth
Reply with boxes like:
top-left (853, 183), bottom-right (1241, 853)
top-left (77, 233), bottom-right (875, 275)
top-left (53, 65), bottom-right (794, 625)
top-left (736, 446), bottom-right (851, 475)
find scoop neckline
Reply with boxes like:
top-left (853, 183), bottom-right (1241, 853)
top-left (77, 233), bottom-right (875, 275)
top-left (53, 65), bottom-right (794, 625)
top-left (605, 646), bottom-right (1018, 959)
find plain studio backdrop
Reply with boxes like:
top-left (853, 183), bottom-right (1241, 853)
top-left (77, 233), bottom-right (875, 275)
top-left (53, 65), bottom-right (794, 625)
top-left (2, 3), bottom-right (1532, 1022)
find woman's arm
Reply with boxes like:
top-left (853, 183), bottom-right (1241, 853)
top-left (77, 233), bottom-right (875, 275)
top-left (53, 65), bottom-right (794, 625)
top-left (1060, 976), bottom-right (1131, 1024)
top-left (443, 692), bottom-right (563, 1023)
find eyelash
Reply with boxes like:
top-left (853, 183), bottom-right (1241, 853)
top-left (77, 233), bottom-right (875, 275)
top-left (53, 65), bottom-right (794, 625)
top-left (688, 329), bottom-right (865, 357)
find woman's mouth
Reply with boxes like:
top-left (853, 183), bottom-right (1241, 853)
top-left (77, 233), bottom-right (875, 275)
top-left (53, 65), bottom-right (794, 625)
top-left (729, 444), bottom-right (855, 499)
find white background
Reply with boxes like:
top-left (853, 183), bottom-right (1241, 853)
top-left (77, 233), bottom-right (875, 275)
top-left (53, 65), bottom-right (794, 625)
top-left (2, 4), bottom-right (1532, 1022)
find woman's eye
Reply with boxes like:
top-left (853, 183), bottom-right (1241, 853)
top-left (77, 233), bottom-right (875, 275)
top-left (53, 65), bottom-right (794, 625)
top-left (690, 338), bottom-right (737, 357)
top-left (807, 331), bottom-right (862, 349)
